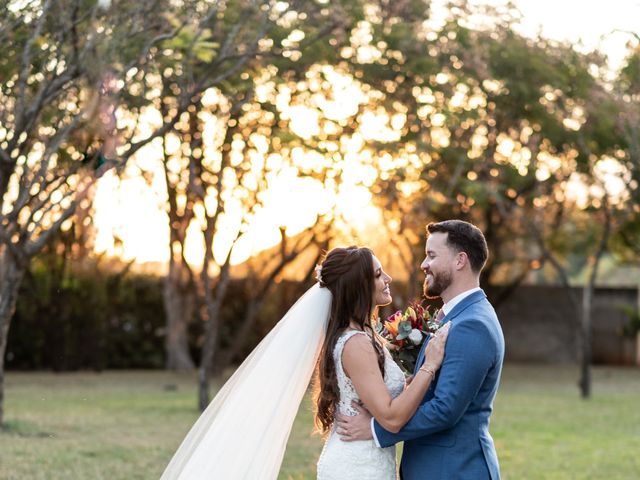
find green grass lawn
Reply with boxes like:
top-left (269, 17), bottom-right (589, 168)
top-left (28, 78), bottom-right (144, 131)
top-left (0, 365), bottom-right (639, 479)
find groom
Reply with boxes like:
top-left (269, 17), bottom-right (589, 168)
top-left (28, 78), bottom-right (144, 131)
top-left (337, 220), bottom-right (505, 479)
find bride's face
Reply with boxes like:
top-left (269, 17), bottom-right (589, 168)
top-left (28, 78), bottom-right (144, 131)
top-left (372, 255), bottom-right (392, 306)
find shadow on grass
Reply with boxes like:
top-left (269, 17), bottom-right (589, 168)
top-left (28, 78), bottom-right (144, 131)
top-left (1, 419), bottom-right (55, 438)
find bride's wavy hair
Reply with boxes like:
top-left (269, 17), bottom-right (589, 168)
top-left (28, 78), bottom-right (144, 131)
top-left (313, 246), bottom-right (386, 434)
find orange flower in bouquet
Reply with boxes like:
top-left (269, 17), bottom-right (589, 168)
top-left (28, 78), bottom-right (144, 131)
top-left (386, 311), bottom-right (403, 338)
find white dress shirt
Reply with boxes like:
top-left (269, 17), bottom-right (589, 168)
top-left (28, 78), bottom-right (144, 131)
top-left (371, 287), bottom-right (482, 446)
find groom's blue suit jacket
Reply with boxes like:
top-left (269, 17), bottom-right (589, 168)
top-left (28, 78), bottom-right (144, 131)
top-left (374, 289), bottom-right (505, 480)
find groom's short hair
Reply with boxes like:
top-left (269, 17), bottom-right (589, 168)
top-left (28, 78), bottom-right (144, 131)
top-left (427, 220), bottom-right (488, 273)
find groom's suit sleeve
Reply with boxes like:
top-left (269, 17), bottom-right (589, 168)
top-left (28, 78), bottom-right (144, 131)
top-left (374, 318), bottom-right (496, 447)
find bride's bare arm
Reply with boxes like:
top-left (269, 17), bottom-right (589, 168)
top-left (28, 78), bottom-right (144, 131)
top-left (341, 323), bottom-right (450, 434)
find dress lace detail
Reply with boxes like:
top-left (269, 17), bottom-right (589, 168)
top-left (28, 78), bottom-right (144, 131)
top-left (317, 330), bottom-right (406, 480)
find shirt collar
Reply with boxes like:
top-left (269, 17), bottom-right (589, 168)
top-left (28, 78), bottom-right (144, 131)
top-left (442, 287), bottom-right (482, 316)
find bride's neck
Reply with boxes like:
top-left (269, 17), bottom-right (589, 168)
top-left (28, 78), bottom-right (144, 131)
top-left (348, 319), bottom-right (370, 331)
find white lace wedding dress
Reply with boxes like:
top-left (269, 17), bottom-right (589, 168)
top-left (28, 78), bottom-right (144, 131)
top-left (317, 330), bottom-right (406, 480)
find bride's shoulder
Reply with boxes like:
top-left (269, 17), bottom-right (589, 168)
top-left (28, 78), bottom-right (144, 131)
top-left (339, 329), bottom-right (374, 354)
top-left (340, 331), bottom-right (381, 377)
top-left (337, 328), bottom-right (368, 340)
top-left (334, 328), bottom-right (364, 348)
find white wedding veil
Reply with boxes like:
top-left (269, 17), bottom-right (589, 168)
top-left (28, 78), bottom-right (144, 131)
top-left (160, 283), bottom-right (332, 480)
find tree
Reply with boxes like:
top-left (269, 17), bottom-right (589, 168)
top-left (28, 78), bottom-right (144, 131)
top-left (611, 37), bottom-right (640, 264)
top-left (0, 0), bottom-right (168, 426)
top-left (330, 1), bottom-right (558, 299)
top-left (0, 0), bottom-right (356, 424)
top-left (123, 0), bottom-right (367, 404)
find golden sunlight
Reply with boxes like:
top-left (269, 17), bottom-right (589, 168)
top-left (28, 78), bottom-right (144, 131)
top-left (92, 66), bottom-right (387, 267)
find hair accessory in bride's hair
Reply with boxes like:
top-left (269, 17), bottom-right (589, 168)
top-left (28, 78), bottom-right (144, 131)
top-left (314, 264), bottom-right (325, 286)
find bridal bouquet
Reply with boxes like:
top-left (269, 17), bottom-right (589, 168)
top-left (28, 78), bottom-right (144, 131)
top-left (376, 301), bottom-right (442, 374)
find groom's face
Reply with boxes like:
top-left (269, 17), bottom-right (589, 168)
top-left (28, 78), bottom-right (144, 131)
top-left (421, 232), bottom-right (454, 299)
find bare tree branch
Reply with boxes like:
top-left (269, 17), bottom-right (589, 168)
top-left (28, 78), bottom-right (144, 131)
top-left (15, 0), bottom-right (54, 135)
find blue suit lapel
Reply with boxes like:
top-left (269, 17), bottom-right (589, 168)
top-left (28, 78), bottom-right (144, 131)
top-left (413, 334), bottom-right (431, 375)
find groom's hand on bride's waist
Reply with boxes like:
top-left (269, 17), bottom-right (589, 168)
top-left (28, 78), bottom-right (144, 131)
top-left (336, 401), bottom-right (373, 441)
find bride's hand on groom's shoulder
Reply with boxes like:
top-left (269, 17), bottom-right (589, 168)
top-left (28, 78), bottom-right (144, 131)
top-left (424, 321), bottom-right (451, 371)
top-left (336, 401), bottom-right (373, 442)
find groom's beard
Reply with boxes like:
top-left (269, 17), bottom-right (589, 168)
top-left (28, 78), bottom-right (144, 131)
top-left (423, 269), bottom-right (452, 299)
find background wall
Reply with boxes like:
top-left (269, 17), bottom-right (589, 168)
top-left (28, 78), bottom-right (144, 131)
top-left (497, 286), bottom-right (639, 364)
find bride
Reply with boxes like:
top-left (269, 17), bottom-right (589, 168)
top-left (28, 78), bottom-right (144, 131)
top-left (160, 246), bottom-right (449, 479)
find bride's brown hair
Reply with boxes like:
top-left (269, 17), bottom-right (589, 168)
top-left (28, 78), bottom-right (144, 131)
top-left (313, 246), bottom-right (386, 434)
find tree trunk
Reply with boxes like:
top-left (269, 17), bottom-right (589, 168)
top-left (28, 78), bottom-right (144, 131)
top-left (197, 261), bottom-right (233, 412)
top-left (218, 301), bottom-right (260, 369)
top-left (162, 260), bottom-right (196, 370)
top-left (579, 198), bottom-right (611, 399)
top-left (0, 250), bottom-right (26, 426)
top-left (579, 286), bottom-right (592, 399)
top-left (197, 291), bottom-right (224, 412)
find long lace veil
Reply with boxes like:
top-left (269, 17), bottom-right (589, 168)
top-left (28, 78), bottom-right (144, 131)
top-left (160, 283), bottom-right (332, 479)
